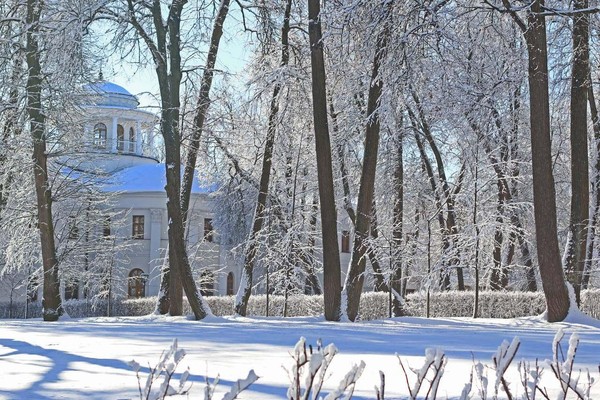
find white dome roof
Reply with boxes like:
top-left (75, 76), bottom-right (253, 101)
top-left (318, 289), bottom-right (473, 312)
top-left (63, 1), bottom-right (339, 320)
top-left (84, 81), bottom-right (139, 109)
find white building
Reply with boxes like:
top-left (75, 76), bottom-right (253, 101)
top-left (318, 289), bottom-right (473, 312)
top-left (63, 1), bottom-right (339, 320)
top-left (1, 80), bottom-right (390, 306)
top-left (0, 81), bottom-right (238, 304)
top-left (78, 80), bottom-right (240, 299)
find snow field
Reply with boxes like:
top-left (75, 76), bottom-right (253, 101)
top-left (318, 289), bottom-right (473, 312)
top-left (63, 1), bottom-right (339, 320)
top-left (0, 314), bottom-right (599, 399)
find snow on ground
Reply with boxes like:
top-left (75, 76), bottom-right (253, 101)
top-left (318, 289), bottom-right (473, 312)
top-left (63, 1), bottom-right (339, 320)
top-left (1, 314), bottom-right (599, 399)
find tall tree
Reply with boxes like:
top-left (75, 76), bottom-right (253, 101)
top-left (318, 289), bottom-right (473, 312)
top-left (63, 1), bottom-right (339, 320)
top-left (584, 77), bottom-right (600, 289)
top-left (235, 0), bottom-right (293, 316)
top-left (157, 0), bottom-right (230, 315)
top-left (501, 0), bottom-right (570, 321)
top-left (25, 0), bottom-right (63, 321)
top-left (391, 116), bottom-right (404, 315)
top-left (115, 0), bottom-right (210, 319)
top-left (564, 0), bottom-right (590, 306)
top-left (308, 0), bottom-right (341, 321)
top-left (329, 99), bottom-right (387, 291)
top-left (342, 0), bottom-right (393, 322)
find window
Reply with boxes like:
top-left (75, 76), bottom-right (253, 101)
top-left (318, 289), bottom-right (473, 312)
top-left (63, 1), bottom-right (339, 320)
top-left (341, 230), bottom-right (350, 253)
top-left (204, 218), bottom-right (214, 242)
top-left (132, 215), bottom-right (144, 239)
top-left (117, 124), bottom-right (125, 152)
top-left (68, 216), bottom-right (78, 239)
top-left (129, 127), bottom-right (135, 152)
top-left (65, 280), bottom-right (79, 300)
top-left (128, 268), bottom-right (146, 298)
top-left (103, 217), bottom-right (111, 238)
top-left (200, 270), bottom-right (214, 296)
top-left (93, 123), bottom-right (107, 148)
top-left (226, 272), bottom-right (234, 295)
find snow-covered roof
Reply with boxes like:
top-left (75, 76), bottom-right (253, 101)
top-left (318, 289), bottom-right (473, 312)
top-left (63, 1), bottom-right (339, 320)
top-left (105, 163), bottom-right (215, 194)
top-left (84, 81), bottom-right (139, 109)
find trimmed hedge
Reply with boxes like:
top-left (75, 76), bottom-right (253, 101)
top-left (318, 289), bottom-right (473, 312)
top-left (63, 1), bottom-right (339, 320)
top-left (403, 291), bottom-right (547, 318)
top-left (2, 289), bottom-right (599, 320)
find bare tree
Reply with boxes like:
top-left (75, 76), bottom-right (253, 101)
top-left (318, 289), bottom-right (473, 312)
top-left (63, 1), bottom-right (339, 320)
top-left (111, 0), bottom-right (210, 319)
top-left (25, 0), bottom-right (63, 321)
top-left (343, 0), bottom-right (393, 321)
top-left (235, 0), bottom-right (293, 317)
top-left (564, 0), bottom-right (590, 306)
top-left (499, 0), bottom-right (570, 321)
top-left (308, 0), bottom-right (341, 321)
top-left (157, 0), bottom-right (231, 315)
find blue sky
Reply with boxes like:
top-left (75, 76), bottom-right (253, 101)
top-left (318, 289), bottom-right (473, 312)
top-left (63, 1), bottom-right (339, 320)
top-left (102, 6), bottom-right (253, 111)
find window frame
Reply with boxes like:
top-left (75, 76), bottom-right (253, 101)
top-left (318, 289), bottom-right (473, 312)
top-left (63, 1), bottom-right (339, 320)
top-left (128, 268), bottom-right (146, 298)
top-left (93, 123), bottom-right (107, 149)
top-left (341, 230), bottom-right (351, 253)
top-left (103, 217), bottom-right (111, 238)
top-left (117, 124), bottom-right (125, 152)
top-left (68, 216), bottom-right (78, 240)
top-left (128, 127), bottom-right (135, 152)
top-left (64, 280), bottom-right (79, 300)
top-left (204, 218), bottom-right (214, 243)
top-left (226, 272), bottom-right (234, 295)
top-left (132, 215), bottom-right (145, 239)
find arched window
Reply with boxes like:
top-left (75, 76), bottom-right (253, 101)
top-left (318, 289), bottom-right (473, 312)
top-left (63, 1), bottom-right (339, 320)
top-left (129, 127), bottom-right (135, 152)
top-left (93, 123), bottom-right (107, 149)
top-left (117, 124), bottom-right (125, 152)
top-left (226, 272), bottom-right (234, 295)
top-left (200, 270), bottom-right (214, 297)
top-left (128, 268), bottom-right (146, 298)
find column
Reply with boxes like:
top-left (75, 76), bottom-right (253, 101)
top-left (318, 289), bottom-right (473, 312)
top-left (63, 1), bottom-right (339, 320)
top-left (111, 116), bottom-right (118, 152)
top-left (84, 124), bottom-right (91, 149)
top-left (136, 119), bottom-right (142, 155)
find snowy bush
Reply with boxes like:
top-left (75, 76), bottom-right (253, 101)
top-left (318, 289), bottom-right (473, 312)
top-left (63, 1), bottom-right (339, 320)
top-left (404, 291), bottom-right (548, 318)
top-left (285, 337), bottom-right (365, 400)
top-left (2, 289), bottom-right (600, 319)
top-left (397, 347), bottom-right (447, 399)
top-left (129, 339), bottom-right (191, 400)
top-left (356, 292), bottom-right (392, 320)
top-left (0, 301), bottom-right (42, 319)
top-left (129, 339), bottom-right (258, 400)
top-left (244, 294), bottom-right (323, 317)
top-left (581, 289), bottom-right (600, 319)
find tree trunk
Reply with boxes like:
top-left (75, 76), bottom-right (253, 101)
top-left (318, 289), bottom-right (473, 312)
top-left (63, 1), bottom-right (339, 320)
top-left (308, 0), bottom-right (341, 321)
top-left (155, 251), bottom-right (170, 314)
top-left (155, 1), bottom-right (228, 317)
top-left (473, 144), bottom-right (480, 318)
top-left (391, 122), bottom-right (404, 316)
top-left (302, 196), bottom-right (322, 295)
top-left (180, 0), bottom-right (230, 222)
top-left (235, 0), bottom-right (292, 316)
top-left (330, 100), bottom-right (386, 291)
top-left (564, 0), bottom-right (590, 306)
top-left (26, 0), bottom-right (62, 321)
top-left (489, 178), bottom-right (510, 290)
top-left (584, 74), bottom-right (600, 289)
top-left (343, 3), bottom-right (392, 321)
top-left (129, 0), bottom-right (209, 319)
top-left (523, 0), bottom-right (570, 321)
